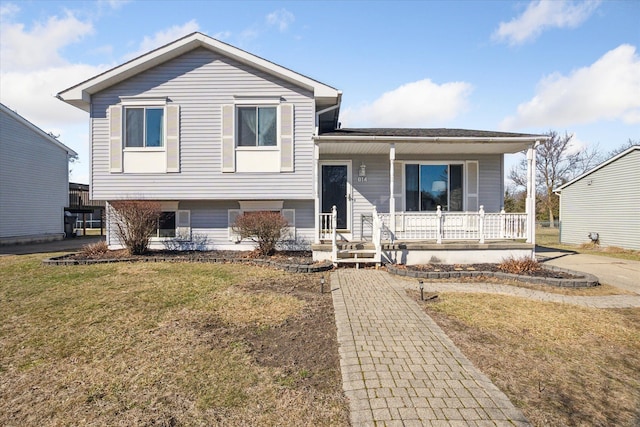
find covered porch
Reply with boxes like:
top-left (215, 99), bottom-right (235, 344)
top-left (310, 129), bottom-right (543, 265)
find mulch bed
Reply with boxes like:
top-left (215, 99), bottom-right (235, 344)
top-left (399, 263), bottom-right (578, 279)
top-left (65, 249), bottom-right (316, 265)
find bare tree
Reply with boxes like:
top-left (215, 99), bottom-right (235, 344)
top-left (509, 131), bottom-right (601, 227)
top-left (606, 138), bottom-right (639, 158)
top-left (109, 200), bottom-right (162, 254)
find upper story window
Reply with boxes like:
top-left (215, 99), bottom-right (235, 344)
top-left (237, 106), bottom-right (277, 147)
top-left (125, 107), bottom-right (164, 148)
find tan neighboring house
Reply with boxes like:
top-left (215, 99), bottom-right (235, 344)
top-left (0, 103), bottom-right (77, 244)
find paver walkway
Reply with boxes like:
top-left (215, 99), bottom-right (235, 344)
top-left (332, 269), bottom-right (530, 426)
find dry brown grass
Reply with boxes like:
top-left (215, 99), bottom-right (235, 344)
top-left (537, 227), bottom-right (640, 261)
top-left (79, 239), bottom-right (109, 258)
top-left (0, 255), bottom-right (348, 426)
top-left (418, 293), bottom-right (640, 426)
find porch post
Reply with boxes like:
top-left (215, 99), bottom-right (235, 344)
top-left (530, 142), bottom-right (538, 248)
top-left (314, 141), bottom-right (320, 244)
top-left (389, 143), bottom-right (396, 239)
top-left (525, 144), bottom-right (537, 244)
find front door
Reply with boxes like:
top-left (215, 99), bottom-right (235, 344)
top-left (321, 162), bottom-right (351, 230)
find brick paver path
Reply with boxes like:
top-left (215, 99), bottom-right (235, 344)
top-left (332, 269), bottom-right (531, 426)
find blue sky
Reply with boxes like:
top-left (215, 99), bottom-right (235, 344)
top-left (1, 0), bottom-right (639, 185)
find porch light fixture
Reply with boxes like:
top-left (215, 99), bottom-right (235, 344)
top-left (320, 276), bottom-right (325, 293)
top-left (358, 162), bottom-right (367, 178)
top-left (419, 280), bottom-right (424, 301)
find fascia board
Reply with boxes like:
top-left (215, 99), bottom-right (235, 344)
top-left (57, 32), bottom-right (339, 109)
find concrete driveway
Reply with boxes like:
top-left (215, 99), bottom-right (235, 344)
top-left (0, 236), bottom-right (104, 256)
top-left (540, 250), bottom-right (640, 295)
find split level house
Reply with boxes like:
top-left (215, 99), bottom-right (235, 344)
top-left (57, 32), bottom-right (545, 265)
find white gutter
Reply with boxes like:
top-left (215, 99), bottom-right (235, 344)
top-left (314, 135), bottom-right (548, 143)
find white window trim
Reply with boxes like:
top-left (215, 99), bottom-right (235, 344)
top-left (400, 161), bottom-right (466, 212)
top-left (122, 105), bottom-right (167, 150)
top-left (229, 201), bottom-right (295, 242)
top-left (120, 96), bottom-right (168, 106)
top-left (234, 96), bottom-right (283, 105)
top-left (234, 104), bottom-right (280, 149)
top-left (238, 200), bottom-right (284, 211)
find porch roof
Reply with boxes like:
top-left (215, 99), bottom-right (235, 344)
top-left (315, 128), bottom-right (546, 155)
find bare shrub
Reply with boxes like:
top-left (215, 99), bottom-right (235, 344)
top-left (498, 256), bottom-right (541, 275)
top-left (80, 240), bottom-right (109, 258)
top-left (233, 211), bottom-right (289, 256)
top-left (109, 200), bottom-right (161, 255)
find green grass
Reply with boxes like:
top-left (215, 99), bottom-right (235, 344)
top-left (0, 254), bottom-right (347, 426)
top-left (537, 227), bottom-right (640, 261)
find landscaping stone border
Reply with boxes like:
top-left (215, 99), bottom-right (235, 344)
top-left (43, 254), bottom-right (334, 274)
top-left (386, 264), bottom-right (599, 287)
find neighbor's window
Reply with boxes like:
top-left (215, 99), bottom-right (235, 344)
top-left (125, 107), bottom-right (164, 148)
top-left (405, 164), bottom-right (463, 211)
top-left (237, 106), bottom-right (277, 147)
top-left (155, 211), bottom-right (175, 238)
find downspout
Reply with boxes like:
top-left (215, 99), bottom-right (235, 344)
top-left (314, 102), bottom-right (341, 136)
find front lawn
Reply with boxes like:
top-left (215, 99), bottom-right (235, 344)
top-left (415, 292), bottom-right (640, 426)
top-left (0, 254), bottom-right (348, 426)
top-left (537, 227), bottom-right (640, 261)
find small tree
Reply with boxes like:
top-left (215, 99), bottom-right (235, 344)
top-left (109, 200), bottom-right (162, 255)
top-left (509, 131), bottom-right (601, 228)
top-left (232, 211), bottom-right (289, 256)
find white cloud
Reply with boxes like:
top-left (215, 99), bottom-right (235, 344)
top-left (0, 10), bottom-right (94, 72)
top-left (0, 2), bottom-right (19, 18)
top-left (501, 44), bottom-right (640, 130)
top-left (493, 0), bottom-right (600, 46)
top-left (126, 20), bottom-right (200, 59)
top-left (341, 79), bottom-right (473, 127)
top-left (266, 9), bottom-right (295, 32)
top-left (98, 0), bottom-right (131, 10)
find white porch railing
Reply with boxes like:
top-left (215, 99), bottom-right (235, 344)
top-left (378, 206), bottom-right (527, 242)
top-left (319, 206), bottom-right (527, 244)
top-left (318, 212), bottom-right (335, 241)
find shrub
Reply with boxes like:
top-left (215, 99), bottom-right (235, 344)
top-left (498, 256), bottom-right (541, 275)
top-left (80, 240), bottom-right (109, 258)
top-left (232, 211), bottom-right (289, 256)
top-left (109, 200), bottom-right (161, 255)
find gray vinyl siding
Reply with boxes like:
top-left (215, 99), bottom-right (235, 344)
top-left (560, 149), bottom-right (640, 250)
top-left (106, 199), bottom-right (315, 249)
top-left (90, 47), bottom-right (315, 200)
top-left (321, 153), bottom-right (504, 239)
top-left (0, 109), bottom-right (69, 241)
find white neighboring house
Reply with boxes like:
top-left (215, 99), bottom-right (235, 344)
top-left (0, 103), bottom-right (77, 244)
top-left (57, 32), bottom-right (545, 264)
top-left (555, 146), bottom-right (640, 251)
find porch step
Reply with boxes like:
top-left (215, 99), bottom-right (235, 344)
top-left (335, 248), bottom-right (381, 268)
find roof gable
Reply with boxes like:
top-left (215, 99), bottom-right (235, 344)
top-left (57, 32), bottom-right (340, 112)
top-left (556, 146), bottom-right (640, 192)
top-left (0, 103), bottom-right (77, 156)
